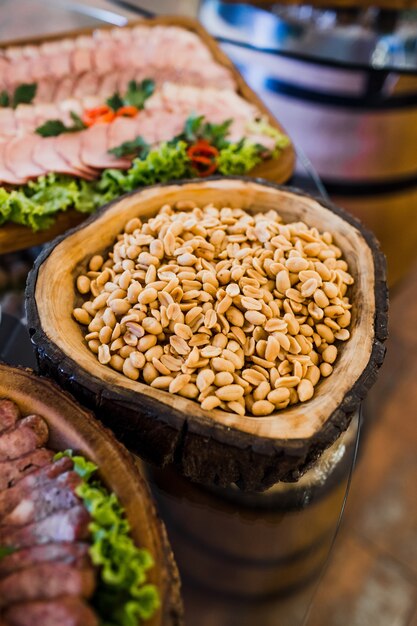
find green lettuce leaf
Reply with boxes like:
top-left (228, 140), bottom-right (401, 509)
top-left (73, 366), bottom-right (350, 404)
top-left (56, 450), bottom-right (159, 625)
top-left (217, 141), bottom-right (263, 175)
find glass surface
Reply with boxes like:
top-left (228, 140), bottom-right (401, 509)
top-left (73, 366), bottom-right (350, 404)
top-left (0, 3), bottom-right (358, 624)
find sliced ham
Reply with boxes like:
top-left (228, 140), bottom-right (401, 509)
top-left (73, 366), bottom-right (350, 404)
top-left (80, 123), bottom-right (131, 170)
top-left (0, 543), bottom-right (90, 579)
top-left (0, 141), bottom-right (27, 185)
top-left (0, 505), bottom-right (91, 548)
top-left (0, 563), bottom-right (96, 608)
top-left (4, 597), bottom-right (99, 626)
top-left (0, 399), bottom-right (19, 433)
top-left (0, 449), bottom-right (54, 492)
top-left (0, 415), bottom-right (49, 462)
top-left (0, 109), bottom-right (17, 138)
top-left (71, 46), bottom-right (92, 75)
top-left (4, 136), bottom-right (45, 181)
top-left (32, 136), bottom-right (90, 179)
top-left (73, 72), bottom-right (99, 99)
top-left (54, 132), bottom-right (97, 179)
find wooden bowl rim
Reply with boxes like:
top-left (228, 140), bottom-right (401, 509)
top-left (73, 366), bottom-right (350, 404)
top-left (26, 176), bottom-right (388, 458)
top-left (0, 361), bottom-right (183, 626)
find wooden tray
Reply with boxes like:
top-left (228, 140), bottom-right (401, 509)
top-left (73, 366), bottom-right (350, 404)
top-left (26, 177), bottom-right (388, 492)
top-left (0, 362), bottom-right (182, 626)
top-left (0, 15), bottom-right (295, 256)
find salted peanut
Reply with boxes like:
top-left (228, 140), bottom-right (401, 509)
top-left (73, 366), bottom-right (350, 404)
top-left (151, 376), bottom-right (174, 390)
top-left (201, 396), bottom-right (222, 411)
top-left (301, 278), bottom-right (318, 298)
top-left (212, 333), bottom-right (229, 349)
top-left (178, 383), bottom-right (199, 399)
top-left (169, 374), bottom-right (191, 394)
top-left (125, 322), bottom-right (145, 339)
top-left (138, 334), bottom-right (158, 352)
top-left (196, 369), bottom-right (215, 392)
top-left (121, 359), bottom-right (139, 381)
top-left (227, 401), bottom-right (245, 416)
top-left (142, 362), bottom-right (159, 384)
top-left (268, 387), bottom-right (291, 404)
top-left (314, 289), bottom-right (329, 309)
top-left (109, 299), bottom-right (130, 317)
top-left (214, 372), bottom-right (234, 387)
top-left (222, 349), bottom-right (243, 370)
top-left (244, 310), bottom-right (266, 326)
top-left (98, 344), bottom-right (111, 365)
top-left (322, 345), bottom-right (338, 364)
top-left (138, 287), bottom-right (158, 305)
top-left (142, 317), bottom-right (163, 335)
top-left (129, 351), bottom-right (146, 369)
top-left (323, 281), bottom-right (339, 299)
top-left (88, 339), bottom-right (100, 354)
top-left (89, 255), bottom-right (104, 272)
top-left (170, 335), bottom-right (191, 356)
top-left (109, 354), bottom-right (124, 372)
top-left (215, 384), bottom-right (245, 402)
top-left (76, 276), bottom-right (90, 295)
top-left (225, 283), bottom-right (240, 297)
top-left (253, 381), bottom-right (271, 401)
top-left (99, 326), bottom-right (112, 345)
top-left (241, 368), bottom-right (266, 386)
top-left (338, 310), bottom-right (351, 328)
top-left (275, 375), bottom-right (300, 388)
top-left (265, 336), bottom-right (281, 363)
top-left (298, 379), bottom-right (314, 402)
top-left (286, 256), bottom-right (309, 272)
top-left (316, 324), bottom-right (335, 344)
top-left (174, 323), bottom-right (193, 340)
top-left (305, 365), bottom-right (321, 386)
top-left (334, 329), bottom-right (350, 341)
top-left (73, 308), bottom-right (91, 325)
top-left (265, 318), bottom-right (286, 333)
top-left (252, 400), bottom-right (275, 416)
top-left (211, 357), bottom-right (235, 373)
top-left (320, 362), bottom-right (333, 377)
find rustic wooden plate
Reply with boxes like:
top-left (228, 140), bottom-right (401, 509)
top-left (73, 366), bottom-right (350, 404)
top-left (0, 362), bottom-right (183, 626)
top-left (26, 177), bottom-right (388, 492)
top-left (0, 15), bottom-right (295, 256)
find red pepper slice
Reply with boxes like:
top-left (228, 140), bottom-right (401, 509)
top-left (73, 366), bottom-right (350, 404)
top-left (82, 105), bottom-right (115, 127)
top-left (116, 105), bottom-right (139, 118)
top-left (187, 140), bottom-right (219, 177)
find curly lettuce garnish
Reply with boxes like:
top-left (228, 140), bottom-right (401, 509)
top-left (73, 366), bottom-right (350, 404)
top-left (54, 450), bottom-right (160, 626)
top-left (0, 115), bottom-right (290, 231)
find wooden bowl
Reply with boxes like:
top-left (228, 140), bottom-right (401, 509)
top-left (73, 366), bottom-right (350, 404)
top-left (0, 362), bottom-right (183, 626)
top-left (26, 178), bottom-right (388, 492)
top-left (0, 15), bottom-right (294, 256)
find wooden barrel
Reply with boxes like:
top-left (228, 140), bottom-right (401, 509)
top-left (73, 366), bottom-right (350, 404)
top-left (201, 5), bottom-right (417, 285)
top-left (147, 413), bottom-right (359, 613)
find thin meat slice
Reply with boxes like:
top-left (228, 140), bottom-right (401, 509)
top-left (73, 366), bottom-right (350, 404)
top-left (0, 563), bottom-right (96, 608)
top-left (4, 597), bottom-right (99, 626)
top-left (4, 136), bottom-right (45, 181)
top-left (54, 132), bottom-right (98, 179)
top-left (71, 45), bottom-right (92, 74)
top-left (0, 141), bottom-right (27, 185)
top-left (0, 415), bottom-right (49, 462)
top-left (0, 449), bottom-right (54, 492)
top-left (0, 505), bottom-right (91, 548)
top-left (32, 136), bottom-right (90, 179)
top-left (0, 109), bottom-right (17, 138)
top-left (0, 457), bottom-right (73, 514)
top-left (73, 71), bottom-right (99, 98)
top-left (0, 399), bottom-right (19, 434)
top-left (81, 123), bottom-right (131, 170)
top-left (0, 543), bottom-right (90, 579)
top-left (0, 471), bottom-right (82, 527)
top-left (107, 115), bottom-right (141, 149)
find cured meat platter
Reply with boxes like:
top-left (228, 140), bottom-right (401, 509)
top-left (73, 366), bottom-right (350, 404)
top-left (0, 363), bottom-right (182, 626)
top-left (0, 16), bottom-right (295, 255)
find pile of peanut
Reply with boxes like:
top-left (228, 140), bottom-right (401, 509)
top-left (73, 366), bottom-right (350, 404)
top-left (73, 201), bottom-right (353, 417)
